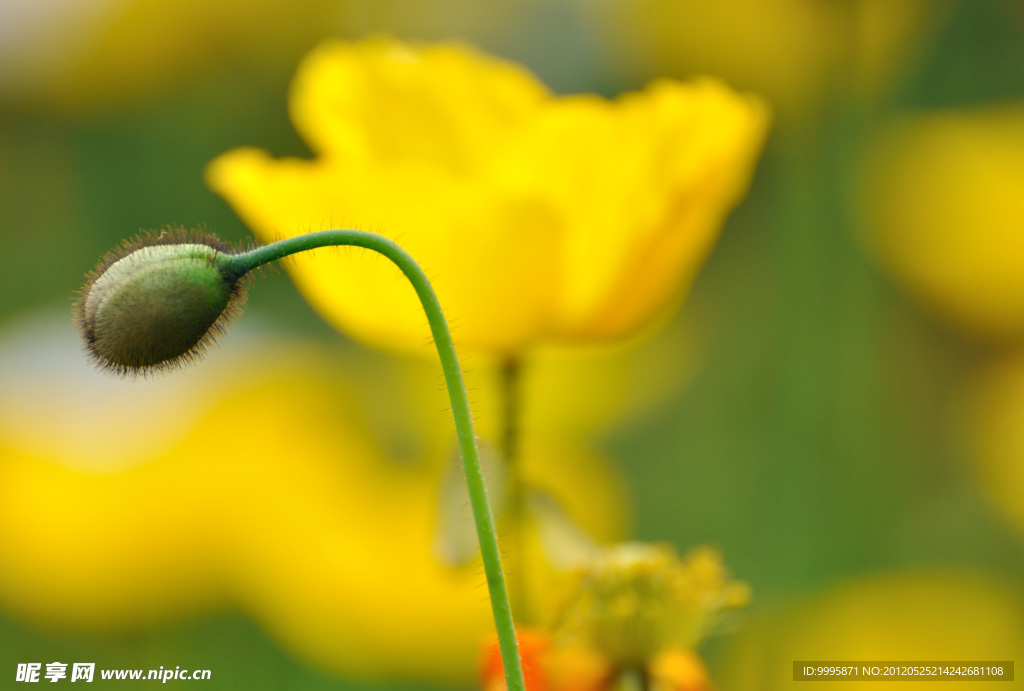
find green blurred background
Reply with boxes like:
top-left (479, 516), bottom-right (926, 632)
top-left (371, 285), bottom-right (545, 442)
top-left (4, 0), bottom-right (1024, 688)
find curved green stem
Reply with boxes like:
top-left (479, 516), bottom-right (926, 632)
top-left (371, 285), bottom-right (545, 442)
top-left (222, 230), bottom-right (525, 691)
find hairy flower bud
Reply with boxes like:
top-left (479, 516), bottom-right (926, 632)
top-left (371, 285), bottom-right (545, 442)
top-left (76, 229), bottom-right (248, 376)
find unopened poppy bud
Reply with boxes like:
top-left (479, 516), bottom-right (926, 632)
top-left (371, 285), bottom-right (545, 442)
top-left (76, 229), bottom-right (248, 376)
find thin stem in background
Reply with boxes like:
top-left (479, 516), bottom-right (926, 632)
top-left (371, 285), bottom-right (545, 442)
top-left (501, 355), bottom-right (527, 621)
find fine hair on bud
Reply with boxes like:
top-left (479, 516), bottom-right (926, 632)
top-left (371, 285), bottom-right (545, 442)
top-left (75, 227), bottom-right (250, 377)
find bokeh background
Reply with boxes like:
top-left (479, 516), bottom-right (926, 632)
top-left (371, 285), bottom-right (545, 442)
top-left (4, 0), bottom-right (1024, 688)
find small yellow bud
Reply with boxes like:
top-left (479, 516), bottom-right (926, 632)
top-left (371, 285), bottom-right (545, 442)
top-left (551, 543), bottom-right (749, 669)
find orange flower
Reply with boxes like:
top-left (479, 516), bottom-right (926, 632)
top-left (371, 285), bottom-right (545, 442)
top-left (481, 630), bottom-right (712, 691)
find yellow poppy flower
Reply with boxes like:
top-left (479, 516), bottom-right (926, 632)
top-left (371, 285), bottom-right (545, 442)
top-left (207, 37), bottom-right (768, 356)
top-left (863, 105), bottom-right (1024, 343)
top-left (720, 571), bottom-right (1024, 690)
top-left (0, 315), bottom-right (628, 683)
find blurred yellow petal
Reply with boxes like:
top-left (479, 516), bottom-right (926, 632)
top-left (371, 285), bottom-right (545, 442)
top-left (864, 105), bottom-right (1024, 342)
top-left (720, 571), bottom-right (1024, 690)
top-left (0, 318), bottom-right (626, 682)
top-left (0, 315), bottom-right (237, 625)
top-left (648, 650), bottom-right (711, 691)
top-left (208, 37), bottom-right (769, 355)
top-left (0, 325), bottom-right (487, 679)
top-left (184, 361), bottom-right (492, 679)
top-left (0, 445), bottom-right (223, 627)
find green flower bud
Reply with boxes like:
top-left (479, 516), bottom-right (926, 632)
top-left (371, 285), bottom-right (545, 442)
top-left (76, 229), bottom-right (248, 376)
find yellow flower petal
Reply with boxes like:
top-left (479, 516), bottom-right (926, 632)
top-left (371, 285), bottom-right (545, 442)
top-left (208, 147), bottom-right (559, 354)
top-left (208, 37), bottom-right (768, 354)
top-left (493, 79), bottom-right (768, 337)
top-left (290, 36), bottom-right (550, 171)
top-left (649, 649), bottom-right (711, 691)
